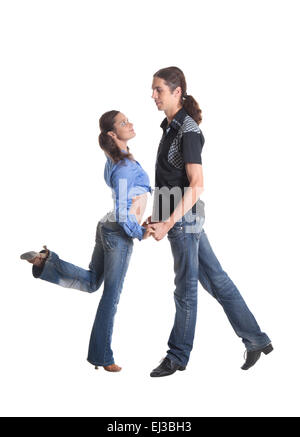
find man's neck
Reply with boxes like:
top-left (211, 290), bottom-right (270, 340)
top-left (165, 105), bottom-right (183, 125)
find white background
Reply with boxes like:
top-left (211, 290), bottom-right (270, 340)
top-left (1, 0), bottom-right (299, 417)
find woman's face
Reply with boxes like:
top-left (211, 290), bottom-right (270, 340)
top-left (113, 112), bottom-right (135, 141)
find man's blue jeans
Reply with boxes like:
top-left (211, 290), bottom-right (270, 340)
top-left (166, 211), bottom-right (271, 367)
top-left (33, 220), bottom-right (133, 367)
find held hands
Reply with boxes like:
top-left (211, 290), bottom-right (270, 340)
top-left (142, 216), bottom-right (155, 239)
top-left (143, 226), bottom-right (155, 239)
top-left (141, 215), bottom-right (153, 227)
top-left (142, 216), bottom-right (172, 241)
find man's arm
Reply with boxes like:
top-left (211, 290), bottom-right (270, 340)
top-left (148, 163), bottom-right (204, 241)
top-left (168, 163), bottom-right (204, 228)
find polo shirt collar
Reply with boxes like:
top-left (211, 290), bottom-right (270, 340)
top-left (160, 107), bottom-right (187, 132)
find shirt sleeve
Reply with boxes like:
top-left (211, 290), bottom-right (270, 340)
top-left (182, 130), bottom-right (205, 164)
top-left (111, 161), bottom-right (146, 241)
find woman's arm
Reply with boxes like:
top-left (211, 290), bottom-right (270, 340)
top-left (129, 193), bottom-right (148, 224)
top-left (110, 163), bottom-right (148, 240)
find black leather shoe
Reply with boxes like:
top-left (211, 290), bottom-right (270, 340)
top-left (150, 357), bottom-right (186, 377)
top-left (241, 343), bottom-right (273, 370)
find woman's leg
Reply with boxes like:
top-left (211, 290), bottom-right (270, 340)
top-left (87, 224), bottom-right (133, 367)
top-left (32, 222), bottom-right (105, 293)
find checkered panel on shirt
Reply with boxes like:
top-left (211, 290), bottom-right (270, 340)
top-left (168, 133), bottom-right (184, 169)
top-left (167, 115), bottom-right (200, 169)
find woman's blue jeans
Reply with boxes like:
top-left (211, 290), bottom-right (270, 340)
top-left (33, 219), bottom-right (133, 367)
top-left (166, 210), bottom-right (271, 367)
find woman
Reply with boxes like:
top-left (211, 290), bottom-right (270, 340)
top-left (20, 110), bottom-right (153, 372)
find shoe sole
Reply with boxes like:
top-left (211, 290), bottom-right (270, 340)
top-left (20, 251), bottom-right (38, 261)
top-left (150, 366), bottom-right (186, 377)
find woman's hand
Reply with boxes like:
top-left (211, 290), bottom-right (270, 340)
top-left (146, 221), bottom-right (171, 241)
top-left (142, 215), bottom-right (154, 227)
top-left (142, 226), bottom-right (155, 239)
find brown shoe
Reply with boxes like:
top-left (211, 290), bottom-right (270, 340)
top-left (94, 364), bottom-right (122, 372)
top-left (20, 245), bottom-right (49, 266)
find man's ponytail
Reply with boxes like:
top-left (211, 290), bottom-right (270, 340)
top-left (183, 94), bottom-right (202, 125)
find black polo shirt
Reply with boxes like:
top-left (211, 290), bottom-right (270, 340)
top-left (152, 107), bottom-right (205, 221)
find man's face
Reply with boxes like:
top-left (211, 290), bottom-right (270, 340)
top-left (152, 77), bottom-right (180, 112)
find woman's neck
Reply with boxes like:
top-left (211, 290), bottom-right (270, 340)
top-left (115, 138), bottom-right (128, 151)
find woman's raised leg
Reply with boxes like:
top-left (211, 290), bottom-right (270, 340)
top-left (31, 222), bottom-right (105, 293)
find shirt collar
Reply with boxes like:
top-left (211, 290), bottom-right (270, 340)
top-left (160, 107), bottom-right (187, 132)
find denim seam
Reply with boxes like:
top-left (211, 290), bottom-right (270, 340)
top-left (44, 253), bottom-right (95, 292)
top-left (182, 226), bottom-right (201, 351)
top-left (182, 231), bottom-right (191, 345)
top-left (201, 267), bottom-right (270, 350)
top-left (102, 243), bottom-right (131, 365)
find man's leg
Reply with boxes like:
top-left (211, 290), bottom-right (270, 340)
top-left (198, 228), bottom-right (271, 351)
top-left (165, 221), bottom-right (201, 367)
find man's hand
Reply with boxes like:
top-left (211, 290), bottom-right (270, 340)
top-left (146, 221), bottom-right (172, 241)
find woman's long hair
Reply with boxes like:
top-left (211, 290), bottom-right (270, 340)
top-left (153, 66), bottom-right (202, 125)
top-left (98, 110), bottom-right (134, 163)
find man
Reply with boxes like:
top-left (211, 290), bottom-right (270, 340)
top-left (145, 66), bottom-right (273, 377)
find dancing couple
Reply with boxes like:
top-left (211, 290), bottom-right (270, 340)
top-left (21, 67), bottom-right (273, 376)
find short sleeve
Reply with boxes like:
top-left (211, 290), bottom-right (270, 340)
top-left (182, 129), bottom-right (204, 164)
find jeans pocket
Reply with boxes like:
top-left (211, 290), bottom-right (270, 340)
top-left (184, 215), bottom-right (205, 239)
top-left (167, 222), bottom-right (183, 240)
top-left (101, 225), bottom-right (122, 250)
top-left (102, 223), bottom-right (122, 234)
